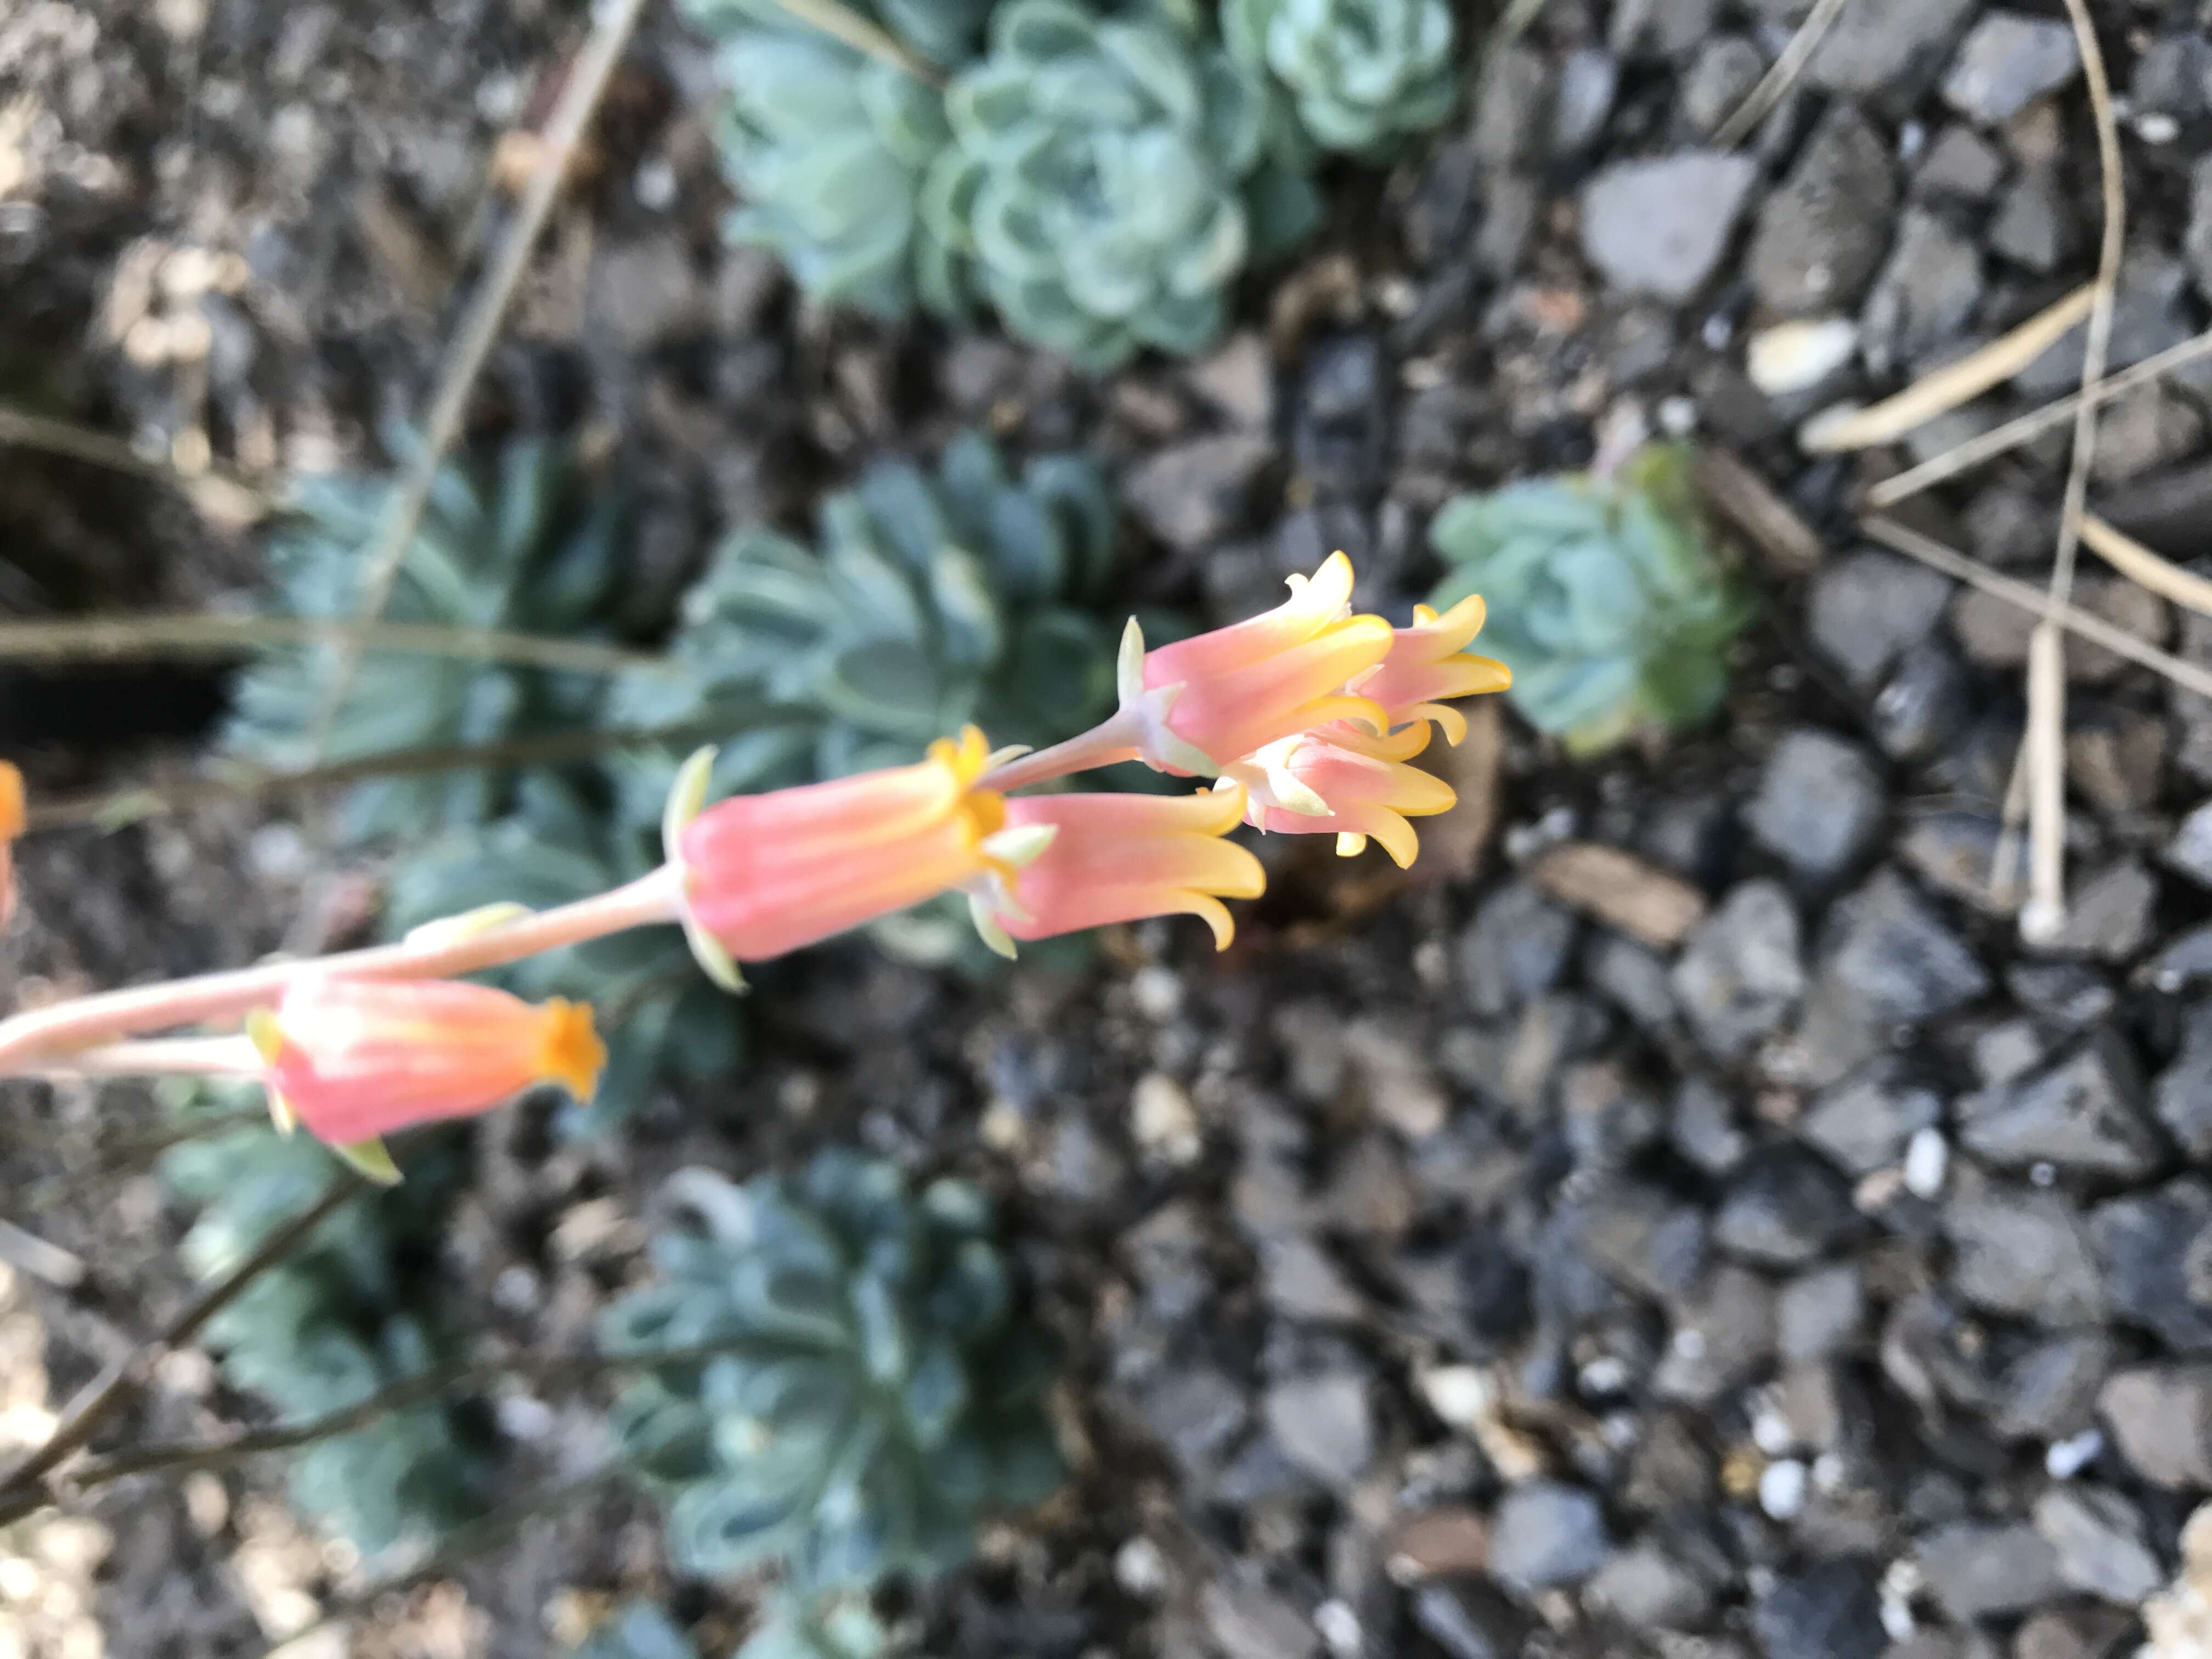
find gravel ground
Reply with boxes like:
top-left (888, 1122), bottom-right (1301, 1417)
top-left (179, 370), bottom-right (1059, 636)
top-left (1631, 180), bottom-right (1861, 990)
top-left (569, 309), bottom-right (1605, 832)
top-left (12, 2), bottom-right (2212, 1657)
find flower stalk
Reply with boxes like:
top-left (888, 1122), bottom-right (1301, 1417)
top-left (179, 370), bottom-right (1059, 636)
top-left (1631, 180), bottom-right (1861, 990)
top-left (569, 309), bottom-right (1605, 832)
top-left (0, 551), bottom-right (1514, 1138)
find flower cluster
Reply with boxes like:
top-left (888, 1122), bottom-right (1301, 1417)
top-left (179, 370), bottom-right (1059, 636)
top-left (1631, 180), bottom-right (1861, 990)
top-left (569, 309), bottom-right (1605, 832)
top-left (0, 555), bottom-right (1504, 1172)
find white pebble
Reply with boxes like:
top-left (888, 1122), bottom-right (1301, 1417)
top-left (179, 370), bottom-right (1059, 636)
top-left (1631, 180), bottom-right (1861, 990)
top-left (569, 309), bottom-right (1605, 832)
top-left (1417, 1364), bottom-right (1492, 1432)
top-left (247, 822), bottom-right (310, 881)
top-left (1657, 395), bottom-right (1699, 436)
top-left (1130, 1073), bottom-right (1202, 1165)
top-left (1578, 1356), bottom-right (1630, 1397)
top-left (2046, 1427), bottom-right (2104, 1480)
top-left (1759, 1458), bottom-right (1808, 1520)
top-left (634, 157), bottom-right (678, 210)
top-left (1751, 1407), bottom-right (1795, 1456)
top-left (1902, 1127), bottom-right (1949, 1199)
top-left (2136, 112), bottom-right (2181, 144)
top-left (2030, 1161), bottom-right (2058, 1188)
top-left (1812, 1452), bottom-right (1846, 1492)
top-left (1130, 965), bottom-right (1183, 1020)
top-left (1315, 1599), bottom-right (1362, 1656)
top-left (495, 1394), bottom-right (556, 1442)
top-left (1747, 317), bottom-right (1860, 395)
top-left (1880, 1597), bottom-right (1916, 1642)
top-left (1114, 1537), bottom-right (1169, 1598)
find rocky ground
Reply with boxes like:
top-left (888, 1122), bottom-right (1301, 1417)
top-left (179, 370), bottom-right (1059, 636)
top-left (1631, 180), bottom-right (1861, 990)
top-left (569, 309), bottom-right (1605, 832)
top-left (11, 0), bottom-right (2212, 1657)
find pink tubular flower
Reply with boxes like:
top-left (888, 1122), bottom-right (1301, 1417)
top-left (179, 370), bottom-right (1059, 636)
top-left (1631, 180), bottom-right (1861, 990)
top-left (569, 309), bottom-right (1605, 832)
top-left (1347, 595), bottom-right (1513, 745)
top-left (1120, 552), bottom-right (1394, 775)
top-left (0, 761), bottom-right (20, 930)
top-left (967, 784), bottom-right (1266, 956)
top-left (663, 726), bottom-right (1048, 988)
top-left (246, 977), bottom-right (605, 1177)
top-left (1230, 724), bottom-right (1457, 868)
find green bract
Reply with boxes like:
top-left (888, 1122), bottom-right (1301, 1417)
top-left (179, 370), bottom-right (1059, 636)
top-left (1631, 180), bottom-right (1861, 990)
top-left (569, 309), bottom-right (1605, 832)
top-left (607, 430), bottom-right (1122, 791)
top-left (224, 436), bottom-right (627, 842)
top-left (161, 1097), bottom-right (486, 1555)
top-left (386, 776), bottom-right (743, 1136)
top-left (1223, 0), bottom-right (1456, 152)
top-left (1427, 446), bottom-right (1752, 754)
top-left (602, 1152), bottom-right (1063, 1594)
top-left (922, 0), bottom-right (1319, 368)
top-left (685, 0), bottom-right (967, 319)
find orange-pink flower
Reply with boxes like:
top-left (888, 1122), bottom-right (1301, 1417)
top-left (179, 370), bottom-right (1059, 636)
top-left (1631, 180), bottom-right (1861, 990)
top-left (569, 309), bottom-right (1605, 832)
top-left (1347, 595), bottom-right (1512, 744)
top-left (1231, 724), bottom-right (1457, 868)
top-left (664, 727), bottom-right (1047, 986)
top-left (1120, 552), bottom-right (1394, 774)
top-left (0, 761), bottom-right (20, 930)
top-left (967, 784), bottom-right (1266, 955)
top-left (247, 977), bottom-right (604, 1173)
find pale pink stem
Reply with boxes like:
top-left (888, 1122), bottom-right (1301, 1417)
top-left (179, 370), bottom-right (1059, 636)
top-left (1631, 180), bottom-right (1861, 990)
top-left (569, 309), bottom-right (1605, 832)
top-left (0, 868), bottom-right (681, 1073)
top-left (981, 711), bottom-right (1142, 794)
top-left (26, 1035), bottom-right (263, 1079)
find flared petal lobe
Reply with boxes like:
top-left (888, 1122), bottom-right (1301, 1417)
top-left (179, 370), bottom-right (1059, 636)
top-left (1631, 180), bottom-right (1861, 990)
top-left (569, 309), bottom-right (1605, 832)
top-left (1348, 595), bottom-right (1513, 744)
top-left (970, 785), bottom-right (1266, 953)
top-left (1235, 725), bottom-right (1458, 868)
top-left (247, 977), bottom-right (605, 1147)
top-left (1122, 552), bottom-right (1395, 773)
top-left (674, 726), bottom-right (1015, 963)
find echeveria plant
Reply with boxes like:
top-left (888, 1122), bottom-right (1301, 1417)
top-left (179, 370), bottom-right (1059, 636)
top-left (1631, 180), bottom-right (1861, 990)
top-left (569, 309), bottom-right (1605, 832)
top-left (1427, 445), bottom-right (1751, 753)
top-left (1223, 0), bottom-right (1458, 153)
top-left (920, 0), bottom-right (1318, 367)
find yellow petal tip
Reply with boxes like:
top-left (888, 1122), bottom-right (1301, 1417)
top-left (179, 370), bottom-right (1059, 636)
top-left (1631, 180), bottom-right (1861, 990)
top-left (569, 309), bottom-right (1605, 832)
top-left (245, 1008), bottom-right (285, 1066)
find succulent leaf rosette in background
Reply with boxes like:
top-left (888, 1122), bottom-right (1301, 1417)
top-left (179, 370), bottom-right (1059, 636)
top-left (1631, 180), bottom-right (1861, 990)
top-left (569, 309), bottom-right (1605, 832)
top-left (601, 1152), bottom-right (1063, 1594)
top-left (1222, 0), bottom-right (1457, 153)
top-left (684, 0), bottom-right (974, 318)
top-left (920, 0), bottom-right (1319, 368)
top-left (224, 435), bottom-right (629, 842)
top-left (1427, 445), bottom-right (1753, 754)
top-left (607, 430), bottom-right (1128, 797)
top-left (160, 1093), bottom-right (488, 1554)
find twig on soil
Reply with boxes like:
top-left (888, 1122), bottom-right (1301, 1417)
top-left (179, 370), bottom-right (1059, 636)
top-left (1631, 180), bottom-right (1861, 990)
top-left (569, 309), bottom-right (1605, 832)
top-left (0, 1171), bottom-right (365, 1525)
top-left (24, 718), bottom-right (732, 834)
top-left (0, 1218), bottom-right (86, 1289)
top-left (1712, 0), bottom-right (1851, 148)
top-left (24, 1334), bottom-right (765, 1511)
top-left (0, 404), bottom-right (271, 525)
top-left (252, 1463), bottom-right (625, 1658)
top-left (1491, 0), bottom-right (1554, 49)
top-left (2022, 622), bottom-right (2066, 939)
top-left (2076, 512), bottom-right (2212, 621)
top-left (1865, 327), bottom-right (2212, 509)
top-left (1985, 738), bottom-right (2033, 910)
top-left (1861, 516), bottom-right (2212, 699)
top-left (0, 611), bottom-right (674, 676)
top-left (2018, 0), bottom-right (2123, 946)
top-left (305, 0), bottom-right (652, 758)
top-left (1801, 286), bottom-right (2095, 454)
